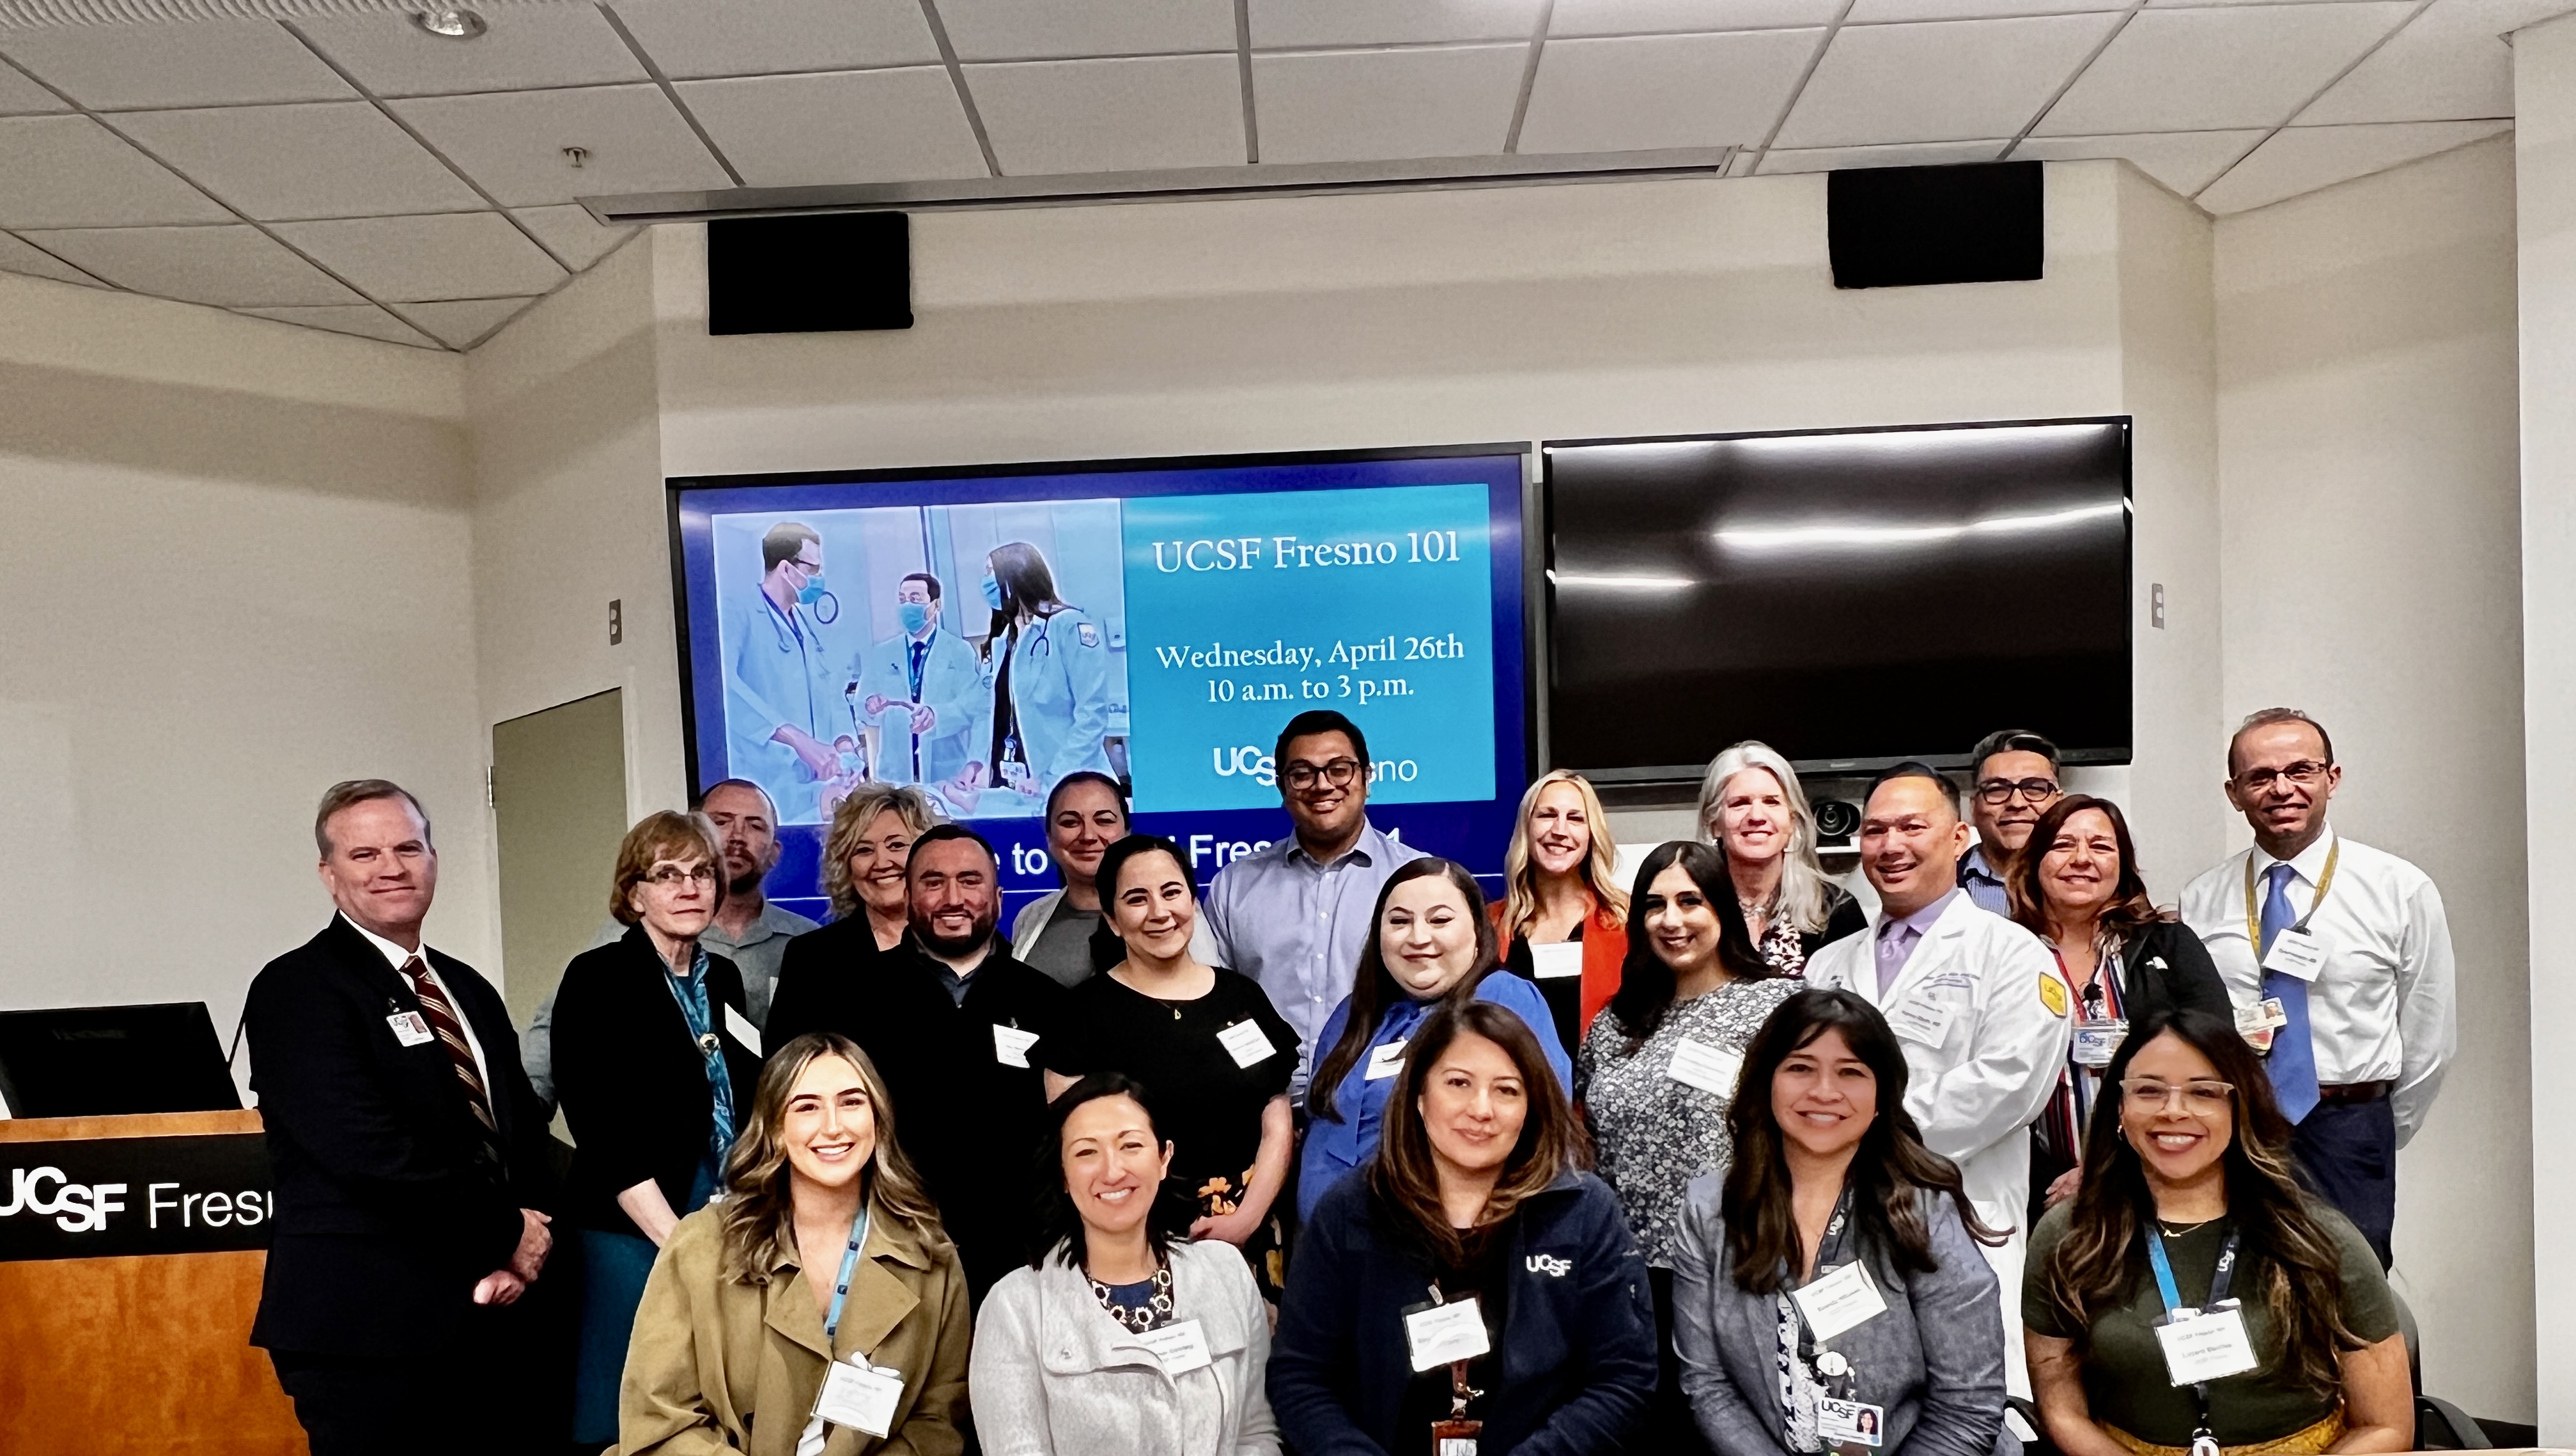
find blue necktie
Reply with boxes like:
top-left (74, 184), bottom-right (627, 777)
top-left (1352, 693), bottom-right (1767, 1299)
top-left (2258, 862), bottom-right (2321, 1123)
top-left (907, 640), bottom-right (928, 700)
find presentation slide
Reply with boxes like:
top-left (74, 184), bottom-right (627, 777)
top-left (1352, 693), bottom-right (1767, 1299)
top-left (671, 449), bottom-right (1529, 915)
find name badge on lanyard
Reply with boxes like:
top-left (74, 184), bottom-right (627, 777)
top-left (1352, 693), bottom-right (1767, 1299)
top-left (1402, 1296), bottom-right (1491, 1372)
top-left (813, 1359), bottom-right (905, 1437)
top-left (2072, 1018), bottom-right (2128, 1068)
top-left (2157, 1306), bottom-right (2260, 1386)
top-left (1790, 1259), bottom-right (1888, 1343)
top-left (1818, 1395), bottom-right (1886, 1448)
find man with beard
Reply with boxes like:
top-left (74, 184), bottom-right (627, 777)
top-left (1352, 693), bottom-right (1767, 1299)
top-left (811, 823), bottom-right (1072, 1303)
top-left (519, 780), bottom-right (817, 1108)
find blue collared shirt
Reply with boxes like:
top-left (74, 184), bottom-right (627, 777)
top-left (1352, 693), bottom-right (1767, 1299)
top-left (1200, 818), bottom-right (1432, 1097)
top-left (1957, 845), bottom-right (2011, 915)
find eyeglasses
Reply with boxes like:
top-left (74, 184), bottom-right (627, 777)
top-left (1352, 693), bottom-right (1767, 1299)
top-left (646, 864), bottom-right (719, 888)
top-left (2231, 759), bottom-right (2331, 793)
top-left (1975, 777), bottom-right (2062, 806)
top-left (1282, 758), bottom-right (1362, 792)
top-left (2118, 1078), bottom-right (2235, 1114)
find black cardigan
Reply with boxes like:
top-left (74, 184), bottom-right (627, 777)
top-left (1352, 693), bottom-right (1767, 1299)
top-left (2113, 918), bottom-right (2234, 1021)
top-left (763, 914), bottom-right (887, 1053)
top-left (552, 926), bottom-right (762, 1237)
top-left (1798, 883), bottom-right (1871, 963)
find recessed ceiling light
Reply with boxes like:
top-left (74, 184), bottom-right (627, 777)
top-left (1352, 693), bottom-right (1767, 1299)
top-left (414, 7), bottom-right (487, 39)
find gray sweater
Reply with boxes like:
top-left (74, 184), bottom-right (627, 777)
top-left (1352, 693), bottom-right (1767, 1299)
top-left (1671, 1171), bottom-right (2017, 1456)
top-left (970, 1238), bottom-right (1281, 1456)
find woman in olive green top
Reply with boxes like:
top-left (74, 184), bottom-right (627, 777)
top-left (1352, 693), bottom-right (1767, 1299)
top-left (2024, 1009), bottom-right (2411, 1456)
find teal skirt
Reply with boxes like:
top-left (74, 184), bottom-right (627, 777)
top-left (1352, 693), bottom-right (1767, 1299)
top-left (573, 1159), bottom-right (720, 1443)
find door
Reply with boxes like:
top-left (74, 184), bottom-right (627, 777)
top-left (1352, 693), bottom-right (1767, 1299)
top-left (491, 688), bottom-right (629, 1030)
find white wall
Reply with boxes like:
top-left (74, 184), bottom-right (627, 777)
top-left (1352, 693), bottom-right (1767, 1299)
top-left (0, 273), bottom-right (485, 1077)
top-left (2515, 15), bottom-right (2576, 1437)
top-left (2216, 134), bottom-right (2533, 1421)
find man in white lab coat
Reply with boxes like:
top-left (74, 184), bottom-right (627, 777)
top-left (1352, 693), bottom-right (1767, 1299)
top-left (1806, 761), bottom-right (2071, 1397)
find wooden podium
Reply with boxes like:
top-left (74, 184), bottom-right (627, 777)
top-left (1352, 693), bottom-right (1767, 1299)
top-left (0, 1110), bottom-right (305, 1455)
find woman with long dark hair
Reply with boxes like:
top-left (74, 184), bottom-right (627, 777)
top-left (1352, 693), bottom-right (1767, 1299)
top-left (1672, 987), bottom-right (2013, 1456)
top-left (2025, 1009), bottom-right (2410, 1456)
top-left (1296, 857), bottom-right (1572, 1222)
top-left (2008, 795), bottom-right (2231, 1218)
top-left (980, 539), bottom-right (1114, 800)
top-left (1269, 1001), bottom-right (1658, 1456)
top-left (972, 1073), bottom-right (1279, 1455)
top-left (1574, 839), bottom-right (1803, 1452)
top-left (621, 1032), bottom-right (971, 1455)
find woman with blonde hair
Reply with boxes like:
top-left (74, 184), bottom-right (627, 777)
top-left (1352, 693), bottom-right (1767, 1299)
top-left (1494, 769), bottom-right (1631, 1049)
top-left (553, 810), bottom-right (764, 1448)
top-left (623, 1031), bottom-right (972, 1456)
top-left (766, 783), bottom-right (943, 1048)
top-left (1695, 741), bottom-right (1864, 976)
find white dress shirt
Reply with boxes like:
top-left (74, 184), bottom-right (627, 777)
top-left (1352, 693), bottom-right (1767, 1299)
top-left (343, 912), bottom-right (493, 1091)
top-left (2176, 827), bottom-right (2456, 1145)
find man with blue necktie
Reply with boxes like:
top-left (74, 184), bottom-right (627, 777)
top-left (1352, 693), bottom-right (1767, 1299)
top-left (855, 571), bottom-right (983, 787)
top-left (2178, 708), bottom-right (2456, 1267)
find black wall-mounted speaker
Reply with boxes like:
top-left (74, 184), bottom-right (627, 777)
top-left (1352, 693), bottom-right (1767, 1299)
top-left (1827, 162), bottom-right (2043, 290)
top-left (708, 212), bottom-right (913, 335)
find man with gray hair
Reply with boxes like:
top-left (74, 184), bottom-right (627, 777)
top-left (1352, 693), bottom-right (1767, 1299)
top-left (2178, 708), bottom-right (2456, 1267)
top-left (245, 780), bottom-right (556, 1454)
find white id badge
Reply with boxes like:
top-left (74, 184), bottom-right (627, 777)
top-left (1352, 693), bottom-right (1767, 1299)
top-left (724, 1002), bottom-right (763, 1057)
top-left (2155, 1306), bottom-right (2260, 1386)
top-left (386, 1011), bottom-right (434, 1046)
top-left (1403, 1297), bottom-right (1491, 1372)
top-left (992, 1023), bottom-right (1040, 1069)
top-left (1666, 1037), bottom-right (1745, 1096)
top-left (813, 1358), bottom-right (904, 1437)
top-left (2260, 929), bottom-right (2327, 982)
top-left (1216, 1019), bottom-right (1275, 1070)
top-left (1365, 1039), bottom-right (1409, 1082)
top-left (2071, 1018), bottom-right (2128, 1068)
top-left (1136, 1318), bottom-right (1213, 1375)
top-left (1529, 941), bottom-right (1585, 980)
top-left (1888, 996), bottom-right (1959, 1049)
top-left (1817, 1397), bottom-right (1886, 1448)
top-left (1790, 1260), bottom-right (1888, 1344)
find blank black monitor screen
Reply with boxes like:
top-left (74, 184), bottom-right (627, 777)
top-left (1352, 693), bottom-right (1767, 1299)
top-left (1544, 419), bottom-right (2130, 780)
top-left (0, 1002), bottom-right (241, 1119)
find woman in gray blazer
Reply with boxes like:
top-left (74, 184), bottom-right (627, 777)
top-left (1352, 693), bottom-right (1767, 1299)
top-left (1672, 988), bottom-right (2018, 1456)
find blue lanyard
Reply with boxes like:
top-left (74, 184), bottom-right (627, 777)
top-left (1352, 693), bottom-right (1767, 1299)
top-left (658, 948), bottom-right (736, 1157)
top-left (822, 1209), bottom-right (871, 1344)
top-left (2145, 1221), bottom-right (2241, 1453)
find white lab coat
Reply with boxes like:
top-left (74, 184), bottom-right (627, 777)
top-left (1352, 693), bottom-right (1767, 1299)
top-left (855, 626), bottom-right (984, 786)
top-left (722, 588), bottom-right (844, 823)
top-left (1804, 892), bottom-right (2070, 1398)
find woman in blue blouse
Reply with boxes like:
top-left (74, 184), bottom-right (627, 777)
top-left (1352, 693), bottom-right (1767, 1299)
top-left (1295, 857), bottom-right (1571, 1222)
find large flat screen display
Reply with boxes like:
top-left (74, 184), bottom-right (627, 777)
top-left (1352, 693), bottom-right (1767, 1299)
top-left (1543, 419), bottom-right (2130, 781)
top-left (672, 447), bottom-right (1532, 918)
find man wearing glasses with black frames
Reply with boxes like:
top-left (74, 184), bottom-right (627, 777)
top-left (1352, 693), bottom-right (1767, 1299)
top-left (2177, 707), bottom-right (2456, 1268)
top-left (1959, 729), bottom-right (2065, 915)
top-left (1202, 708), bottom-right (1430, 1102)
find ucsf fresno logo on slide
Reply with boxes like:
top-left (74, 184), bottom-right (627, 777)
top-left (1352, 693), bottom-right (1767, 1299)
top-left (1209, 745), bottom-right (1424, 788)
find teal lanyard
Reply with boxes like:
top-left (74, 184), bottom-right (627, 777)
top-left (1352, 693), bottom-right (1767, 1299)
top-left (822, 1209), bottom-right (870, 1344)
top-left (658, 947), bottom-right (737, 1157)
top-left (2145, 1222), bottom-right (2241, 1455)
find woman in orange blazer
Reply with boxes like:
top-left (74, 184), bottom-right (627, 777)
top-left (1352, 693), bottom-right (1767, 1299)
top-left (1490, 769), bottom-right (1631, 1050)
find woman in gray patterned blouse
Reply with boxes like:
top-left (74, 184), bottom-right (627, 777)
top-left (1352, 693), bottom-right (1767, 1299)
top-left (1576, 839), bottom-right (1804, 1456)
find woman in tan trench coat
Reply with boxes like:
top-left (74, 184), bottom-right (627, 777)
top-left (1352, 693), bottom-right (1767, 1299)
top-left (621, 1032), bottom-right (972, 1456)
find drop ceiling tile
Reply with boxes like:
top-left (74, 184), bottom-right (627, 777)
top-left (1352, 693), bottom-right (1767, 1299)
top-left (1846, 0), bottom-right (2123, 20)
top-left (510, 203), bottom-right (637, 269)
top-left (2007, 128), bottom-right (2265, 192)
top-left (965, 54), bottom-right (1245, 173)
top-left (2298, 0), bottom-right (2569, 123)
top-left (292, 7), bottom-right (648, 97)
top-left (0, 116), bottom-right (232, 229)
top-left (393, 296), bottom-right (541, 349)
top-left (392, 85), bottom-right (732, 207)
top-left (0, 231), bottom-right (102, 286)
top-left (0, 19), bottom-right (350, 109)
top-left (938, 0), bottom-right (1237, 59)
top-left (1778, 13), bottom-right (2121, 147)
top-left (19, 224), bottom-right (361, 306)
top-left (1250, 0), bottom-right (1549, 47)
top-left (271, 211), bottom-right (568, 300)
top-left (604, 0), bottom-right (940, 77)
top-left (1551, 0), bottom-right (1845, 33)
top-left (238, 303), bottom-right (441, 348)
top-left (0, 58), bottom-right (68, 114)
top-left (1250, 44), bottom-right (1525, 163)
top-left (1515, 28), bottom-right (1819, 153)
top-left (2196, 118), bottom-right (2509, 210)
top-left (2035, 3), bottom-right (2416, 136)
top-left (112, 102), bottom-right (485, 222)
top-left (1757, 136), bottom-right (2010, 171)
top-left (677, 67), bottom-right (988, 185)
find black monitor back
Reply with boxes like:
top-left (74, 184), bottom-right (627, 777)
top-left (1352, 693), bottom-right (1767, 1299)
top-left (0, 1002), bottom-right (241, 1118)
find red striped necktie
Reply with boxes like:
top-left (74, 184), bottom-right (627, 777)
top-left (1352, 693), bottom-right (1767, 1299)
top-left (399, 956), bottom-right (504, 1168)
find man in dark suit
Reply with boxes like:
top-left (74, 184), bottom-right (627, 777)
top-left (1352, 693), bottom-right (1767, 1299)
top-left (246, 779), bottom-right (557, 1455)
